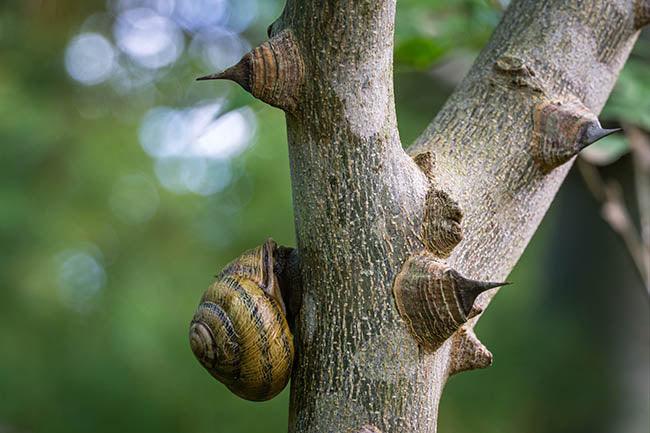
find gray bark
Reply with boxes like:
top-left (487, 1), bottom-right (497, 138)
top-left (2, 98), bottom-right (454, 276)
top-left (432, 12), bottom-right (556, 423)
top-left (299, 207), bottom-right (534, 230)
top-left (260, 0), bottom-right (648, 432)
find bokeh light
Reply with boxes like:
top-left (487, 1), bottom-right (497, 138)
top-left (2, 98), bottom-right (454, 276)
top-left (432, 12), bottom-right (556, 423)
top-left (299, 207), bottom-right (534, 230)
top-left (173, 0), bottom-right (228, 32)
top-left (112, 0), bottom-right (176, 17)
top-left (56, 248), bottom-right (107, 313)
top-left (139, 103), bottom-right (255, 195)
top-left (154, 156), bottom-right (233, 195)
top-left (113, 8), bottom-right (184, 69)
top-left (64, 33), bottom-right (116, 85)
top-left (190, 29), bottom-right (250, 71)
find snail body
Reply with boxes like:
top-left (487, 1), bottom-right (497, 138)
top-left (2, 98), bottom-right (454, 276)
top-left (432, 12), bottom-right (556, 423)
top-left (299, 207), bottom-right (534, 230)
top-left (189, 239), bottom-right (294, 401)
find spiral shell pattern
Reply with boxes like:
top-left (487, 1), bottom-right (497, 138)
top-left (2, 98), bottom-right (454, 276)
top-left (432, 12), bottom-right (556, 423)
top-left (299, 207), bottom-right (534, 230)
top-left (189, 239), bottom-right (294, 401)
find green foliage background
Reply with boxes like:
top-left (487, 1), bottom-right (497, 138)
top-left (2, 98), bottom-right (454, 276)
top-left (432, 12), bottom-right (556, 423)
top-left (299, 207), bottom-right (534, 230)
top-left (0, 1), bottom-right (647, 432)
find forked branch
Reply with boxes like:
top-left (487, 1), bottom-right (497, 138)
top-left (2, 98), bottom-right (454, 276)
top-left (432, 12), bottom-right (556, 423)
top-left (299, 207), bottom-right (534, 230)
top-left (194, 0), bottom-right (648, 431)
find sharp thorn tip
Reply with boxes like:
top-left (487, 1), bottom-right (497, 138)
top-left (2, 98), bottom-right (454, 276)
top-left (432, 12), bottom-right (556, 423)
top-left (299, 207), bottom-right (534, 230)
top-left (583, 126), bottom-right (622, 146)
top-left (196, 73), bottom-right (223, 81)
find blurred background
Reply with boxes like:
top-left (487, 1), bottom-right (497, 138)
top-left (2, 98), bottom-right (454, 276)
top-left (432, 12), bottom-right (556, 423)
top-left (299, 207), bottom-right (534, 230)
top-left (0, 0), bottom-right (648, 432)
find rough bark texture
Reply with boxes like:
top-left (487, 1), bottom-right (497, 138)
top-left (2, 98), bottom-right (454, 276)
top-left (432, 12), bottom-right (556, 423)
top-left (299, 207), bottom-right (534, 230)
top-left (256, 0), bottom-right (645, 432)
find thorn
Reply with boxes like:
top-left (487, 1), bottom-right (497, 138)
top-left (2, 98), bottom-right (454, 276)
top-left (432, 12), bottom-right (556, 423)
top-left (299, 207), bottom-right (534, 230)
top-left (449, 328), bottom-right (493, 376)
top-left (195, 55), bottom-right (252, 92)
top-left (196, 30), bottom-right (304, 113)
top-left (451, 271), bottom-right (510, 316)
top-left (580, 124), bottom-right (622, 148)
top-left (196, 73), bottom-right (218, 81)
top-left (532, 99), bottom-right (620, 171)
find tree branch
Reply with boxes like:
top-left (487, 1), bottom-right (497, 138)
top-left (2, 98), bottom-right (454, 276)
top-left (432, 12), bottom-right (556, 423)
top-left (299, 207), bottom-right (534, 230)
top-left (203, 0), bottom-right (647, 431)
top-left (408, 0), bottom-right (643, 376)
top-left (279, 0), bottom-right (645, 431)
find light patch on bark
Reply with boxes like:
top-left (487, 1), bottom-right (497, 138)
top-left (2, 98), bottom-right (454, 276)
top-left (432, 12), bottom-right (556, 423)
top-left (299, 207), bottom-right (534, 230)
top-left (332, 48), bottom-right (392, 139)
top-left (300, 291), bottom-right (318, 346)
top-left (352, 330), bottom-right (413, 381)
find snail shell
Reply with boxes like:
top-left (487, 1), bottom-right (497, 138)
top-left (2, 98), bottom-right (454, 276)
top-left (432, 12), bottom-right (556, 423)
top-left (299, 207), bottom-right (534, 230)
top-left (531, 99), bottom-right (620, 171)
top-left (197, 30), bottom-right (304, 113)
top-left (393, 253), bottom-right (507, 351)
top-left (189, 239), bottom-right (294, 401)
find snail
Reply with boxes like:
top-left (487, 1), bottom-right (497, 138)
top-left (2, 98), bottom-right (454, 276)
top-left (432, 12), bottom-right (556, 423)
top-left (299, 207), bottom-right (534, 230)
top-left (189, 239), bottom-right (294, 401)
top-left (197, 29), bottom-right (304, 113)
top-left (531, 99), bottom-right (620, 171)
top-left (393, 252), bottom-right (508, 352)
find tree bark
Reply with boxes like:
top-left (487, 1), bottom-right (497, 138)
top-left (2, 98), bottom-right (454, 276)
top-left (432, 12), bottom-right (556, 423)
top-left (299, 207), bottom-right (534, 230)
top-left (246, 0), bottom-right (646, 432)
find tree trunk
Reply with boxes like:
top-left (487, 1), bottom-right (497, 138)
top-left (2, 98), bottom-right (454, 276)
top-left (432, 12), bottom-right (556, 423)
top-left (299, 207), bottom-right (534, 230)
top-left (227, 1), bottom-right (648, 432)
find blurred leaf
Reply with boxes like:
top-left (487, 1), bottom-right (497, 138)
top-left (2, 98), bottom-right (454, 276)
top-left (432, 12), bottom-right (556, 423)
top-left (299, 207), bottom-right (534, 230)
top-left (603, 58), bottom-right (650, 130)
top-left (395, 37), bottom-right (449, 69)
top-left (580, 134), bottom-right (630, 166)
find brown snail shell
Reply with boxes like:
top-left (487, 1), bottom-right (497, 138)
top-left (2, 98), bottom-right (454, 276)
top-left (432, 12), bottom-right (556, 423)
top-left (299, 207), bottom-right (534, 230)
top-left (531, 99), bottom-right (620, 171)
top-left (197, 30), bottom-right (304, 113)
top-left (189, 239), bottom-right (294, 401)
top-left (393, 253), bottom-right (508, 352)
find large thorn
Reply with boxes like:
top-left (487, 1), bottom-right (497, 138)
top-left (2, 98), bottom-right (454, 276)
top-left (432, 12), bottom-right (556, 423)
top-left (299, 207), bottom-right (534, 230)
top-left (531, 99), bottom-right (620, 171)
top-left (451, 271), bottom-right (510, 316)
top-left (580, 124), bottom-right (621, 148)
top-left (196, 29), bottom-right (304, 113)
top-left (196, 56), bottom-right (252, 93)
top-left (449, 328), bottom-right (493, 376)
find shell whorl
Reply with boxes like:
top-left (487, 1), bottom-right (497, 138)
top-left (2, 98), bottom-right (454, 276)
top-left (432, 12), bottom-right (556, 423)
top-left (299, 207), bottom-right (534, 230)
top-left (189, 239), bottom-right (294, 401)
top-left (197, 30), bottom-right (304, 113)
top-left (393, 253), bottom-right (507, 352)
